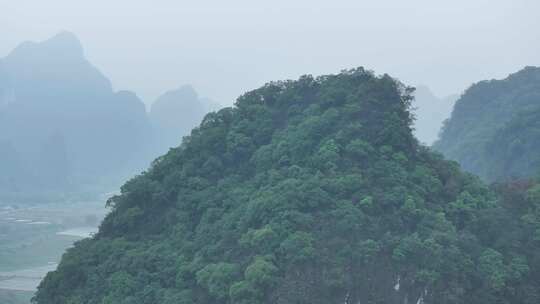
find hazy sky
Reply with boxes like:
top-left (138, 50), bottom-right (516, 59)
top-left (1, 0), bottom-right (539, 107)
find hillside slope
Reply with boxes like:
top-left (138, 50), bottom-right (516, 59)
top-left (434, 66), bottom-right (540, 182)
top-left (35, 68), bottom-right (533, 304)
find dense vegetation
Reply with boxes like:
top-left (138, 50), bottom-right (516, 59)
top-left (434, 66), bottom-right (540, 182)
top-left (34, 69), bottom-right (540, 304)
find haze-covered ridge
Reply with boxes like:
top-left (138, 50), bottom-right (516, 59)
top-left (2, 31), bottom-right (113, 104)
top-left (435, 66), bottom-right (540, 181)
top-left (411, 85), bottom-right (457, 145)
top-left (0, 32), bottom-right (150, 199)
top-left (0, 32), bottom-right (226, 202)
top-left (149, 84), bottom-right (221, 154)
top-left (6, 31), bottom-right (84, 60)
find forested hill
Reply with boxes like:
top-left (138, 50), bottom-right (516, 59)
top-left (35, 69), bottom-right (540, 304)
top-left (434, 66), bottom-right (540, 182)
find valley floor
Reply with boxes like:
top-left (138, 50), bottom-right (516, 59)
top-left (0, 199), bottom-right (108, 303)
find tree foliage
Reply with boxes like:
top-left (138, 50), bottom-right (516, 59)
top-left (34, 68), bottom-right (540, 304)
top-left (435, 66), bottom-right (540, 182)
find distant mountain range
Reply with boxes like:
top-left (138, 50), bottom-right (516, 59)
top-left (150, 85), bottom-right (220, 154)
top-left (0, 32), bottom-right (221, 202)
top-left (411, 85), bottom-right (458, 145)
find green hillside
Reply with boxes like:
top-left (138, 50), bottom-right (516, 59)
top-left (34, 69), bottom-right (540, 304)
top-left (435, 66), bottom-right (540, 182)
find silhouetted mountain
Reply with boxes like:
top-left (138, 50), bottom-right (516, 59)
top-left (435, 66), bottom-right (540, 181)
top-left (0, 32), bottom-right (153, 199)
top-left (411, 85), bottom-right (457, 145)
top-left (150, 85), bottom-right (221, 154)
